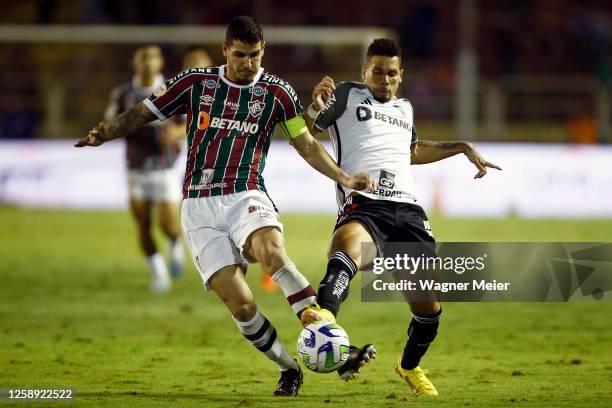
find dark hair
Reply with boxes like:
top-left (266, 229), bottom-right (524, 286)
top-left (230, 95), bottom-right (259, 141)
top-left (226, 16), bottom-right (264, 45)
top-left (366, 38), bottom-right (401, 60)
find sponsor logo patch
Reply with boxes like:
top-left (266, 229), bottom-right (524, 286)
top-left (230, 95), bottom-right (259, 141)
top-left (202, 169), bottom-right (214, 184)
top-left (197, 111), bottom-right (259, 134)
top-left (249, 86), bottom-right (268, 96)
top-left (200, 94), bottom-right (215, 105)
top-left (205, 79), bottom-right (217, 89)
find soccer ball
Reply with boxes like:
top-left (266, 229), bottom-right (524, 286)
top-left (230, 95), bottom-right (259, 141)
top-left (297, 320), bottom-right (350, 373)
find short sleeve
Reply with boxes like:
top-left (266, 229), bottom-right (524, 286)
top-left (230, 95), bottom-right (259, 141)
top-left (144, 69), bottom-right (196, 121)
top-left (275, 81), bottom-right (303, 122)
top-left (411, 126), bottom-right (419, 144)
top-left (314, 82), bottom-right (354, 131)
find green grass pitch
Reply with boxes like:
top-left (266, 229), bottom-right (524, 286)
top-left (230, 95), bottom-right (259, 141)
top-left (1, 206), bottom-right (611, 407)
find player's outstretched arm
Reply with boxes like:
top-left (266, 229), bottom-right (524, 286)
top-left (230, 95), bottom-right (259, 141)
top-left (75, 103), bottom-right (156, 147)
top-left (291, 130), bottom-right (376, 191)
top-left (411, 140), bottom-right (502, 179)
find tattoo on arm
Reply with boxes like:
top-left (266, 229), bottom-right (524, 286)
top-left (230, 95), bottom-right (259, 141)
top-left (106, 102), bottom-right (156, 141)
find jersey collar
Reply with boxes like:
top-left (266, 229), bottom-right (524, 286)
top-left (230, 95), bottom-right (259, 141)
top-left (219, 65), bottom-right (264, 89)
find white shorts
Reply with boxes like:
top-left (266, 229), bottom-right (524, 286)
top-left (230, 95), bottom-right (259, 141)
top-left (127, 168), bottom-right (182, 203)
top-left (181, 190), bottom-right (284, 289)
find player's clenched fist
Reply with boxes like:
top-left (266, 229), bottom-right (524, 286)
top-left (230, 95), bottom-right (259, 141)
top-left (75, 122), bottom-right (108, 147)
top-left (312, 76), bottom-right (336, 110)
top-left (344, 172), bottom-right (377, 192)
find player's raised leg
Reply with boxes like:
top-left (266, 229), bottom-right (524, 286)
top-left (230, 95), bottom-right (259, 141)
top-left (129, 197), bottom-right (170, 292)
top-left (302, 220), bottom-right (377, 381)
top-left (209, 265), bottom-right (303, 397)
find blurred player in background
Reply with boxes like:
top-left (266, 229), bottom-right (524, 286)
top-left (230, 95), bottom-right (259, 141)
top-left (77, 17), bottom-right (374, 397)
top-left (302, 39), bottom-right (501, 396)
top-left (104, 45), bottom-right (185, 293)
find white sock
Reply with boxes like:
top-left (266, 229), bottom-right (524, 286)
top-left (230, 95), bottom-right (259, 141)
top-left (147, 253), bottom-right (170, 284)
top-left (234, 308), bottom-right (298, 371)
top-left (169, 239), bottom-right (184, 264)
top-left (272, 263), bottom-right (317, 315)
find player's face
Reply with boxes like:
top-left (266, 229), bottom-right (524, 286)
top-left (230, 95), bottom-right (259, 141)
top-left (183, 50), bottom-right (213, 69)
top-left (222, 40), bottom-right (265, 84)
top-left (133, 46), bottom-right (164, 77)
top-left (362, 56), bottom-right (403, 102)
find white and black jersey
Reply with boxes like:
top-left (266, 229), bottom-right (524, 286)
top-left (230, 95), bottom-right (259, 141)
top-left (315, 81), bottom-right (419, 208)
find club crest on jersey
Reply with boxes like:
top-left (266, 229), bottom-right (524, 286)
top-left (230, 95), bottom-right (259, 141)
top-left (249, 86), bottom-right (268, 97)
top-left (205, 79), bottom-right (217, 89)
top-left (248, 100), bottom-right (265, 117)
top-left (200, 94), bottom-right (215, 106)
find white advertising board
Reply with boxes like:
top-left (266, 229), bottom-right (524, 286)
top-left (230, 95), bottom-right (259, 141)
top-left (1, 140), bottom-right (611, 217)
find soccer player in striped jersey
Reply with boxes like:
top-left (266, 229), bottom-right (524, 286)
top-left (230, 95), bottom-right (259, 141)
top-left (104, 45), bottom-right (184, 293)
top-left (302, 39), bottom-right (501, 396)
top-left (76, 16), bottom-right (374, 397)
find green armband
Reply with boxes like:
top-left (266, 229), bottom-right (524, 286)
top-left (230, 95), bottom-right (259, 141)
top-left (279, 115), bottom-right (308, 140)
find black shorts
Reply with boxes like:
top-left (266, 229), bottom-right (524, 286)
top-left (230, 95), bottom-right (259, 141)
top-left (335, 195), bottom-right (436, 256)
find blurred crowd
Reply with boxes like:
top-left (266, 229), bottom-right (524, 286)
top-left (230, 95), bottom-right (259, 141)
top-left (1, 0), bottom-right (611, 142)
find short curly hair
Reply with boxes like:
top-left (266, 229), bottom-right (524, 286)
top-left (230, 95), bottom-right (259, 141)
top-left (366, 38), bottom-right (401, 60)
top-left (226, 16), bottom-right (264, 45)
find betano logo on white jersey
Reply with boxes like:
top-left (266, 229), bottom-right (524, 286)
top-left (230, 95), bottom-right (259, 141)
top-left (314, 82), bottom-right (419, 207)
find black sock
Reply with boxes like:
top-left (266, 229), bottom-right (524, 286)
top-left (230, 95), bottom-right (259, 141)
top-left (401, 308), bottom-right (442, 370)
top-left (317, 251), bottom-right (358, 316)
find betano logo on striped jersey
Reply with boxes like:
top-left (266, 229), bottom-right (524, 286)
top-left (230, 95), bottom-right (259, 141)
top-left (197, 111), bottom-right (259, 134)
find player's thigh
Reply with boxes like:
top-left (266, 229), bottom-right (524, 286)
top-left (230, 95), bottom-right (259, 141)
top-left (129, 198), bottom-right (153, 228)
top-left (330, 220), bottom-right (376, 269)
top-left (157, 201), bottom-right (181, 230)
top-left (226, 191), bottom-right (285, 263)
top-left (244, 226), bottom-right (290, 268)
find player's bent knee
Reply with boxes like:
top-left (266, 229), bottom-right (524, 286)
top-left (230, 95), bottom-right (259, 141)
top-left (410, 301), bottom-right (441, 316)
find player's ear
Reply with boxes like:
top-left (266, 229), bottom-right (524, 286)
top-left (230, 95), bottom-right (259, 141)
top-left (221, 41), bottom-right (228, 58)
top-left (399, 68), bottom-right (403, 83)
top-left (260, 41), bottom-right (266, 56)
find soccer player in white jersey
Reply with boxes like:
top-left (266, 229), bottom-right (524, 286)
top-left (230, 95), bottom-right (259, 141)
top-left (302, 38), bottom-right (501, 396)
top-left (76, 16), bottom-right (374, 397)
top-left (105, 45), bottom-right (184, 293)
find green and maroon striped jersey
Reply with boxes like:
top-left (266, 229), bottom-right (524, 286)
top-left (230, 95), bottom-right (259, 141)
top-left (144, 65), bottom-right (303, 199)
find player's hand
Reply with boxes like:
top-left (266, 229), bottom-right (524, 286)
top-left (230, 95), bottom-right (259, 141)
top-left (312, 76), bottom-right (335, 110)
top-left (464, 144), bottom-right (502, 178)
top-left (344, 172), bottom-right (377, 191)
top-left (75, 122), bottom-right (108, 147)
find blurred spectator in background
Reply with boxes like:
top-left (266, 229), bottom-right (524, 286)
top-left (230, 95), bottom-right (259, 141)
top-left (104, 45), bottom-right (185, 293)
